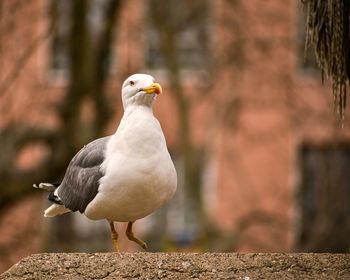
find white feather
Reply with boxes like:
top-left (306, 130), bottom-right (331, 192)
top-left (44, 204), bottom-right (71, 217)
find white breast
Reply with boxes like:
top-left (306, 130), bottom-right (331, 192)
top-left (84, 106), bottom-right (177, 222)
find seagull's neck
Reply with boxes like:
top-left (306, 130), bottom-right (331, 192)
top-left (121, 104), bottom-right (154, 123)
top-left (113, 104), bottom-right (154, 135)
top-left (124, 103), bottom-right (153, 114)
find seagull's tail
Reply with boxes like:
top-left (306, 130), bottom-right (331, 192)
top-left (44, 204), bottom-right (71, 217)
top-left (33, 182), bottom-right (71, 217)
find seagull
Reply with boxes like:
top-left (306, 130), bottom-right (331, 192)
top-left (34, 74), bottom-right (177, 251)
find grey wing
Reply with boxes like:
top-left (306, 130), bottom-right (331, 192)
top-left (57, 136), bottom-right (111, 213)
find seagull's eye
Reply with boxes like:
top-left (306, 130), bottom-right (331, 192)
top-left (129, 81), bottom-right (135, 87)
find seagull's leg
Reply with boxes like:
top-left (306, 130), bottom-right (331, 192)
top-left (109, 221), bottom-right (119, 252)
top-left (126, 222), bottom-right (148, 250)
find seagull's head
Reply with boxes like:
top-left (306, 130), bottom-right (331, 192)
top-left (121, 74), bottom-right (162, 109)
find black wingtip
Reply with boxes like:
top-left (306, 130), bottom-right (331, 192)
top-left (48, 192), bottom-right (63, 205)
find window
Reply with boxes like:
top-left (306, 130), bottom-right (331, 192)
top-left (145, 0), bottom-right (210, 70)
top-left (298, 144), bottom-right (350, 252)
top-left (50, 0), bottom-right (72, 72)
top-left (49, 0), bottom-right (114, 76)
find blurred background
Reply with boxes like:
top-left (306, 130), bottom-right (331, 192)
top-left (1, 0), bottom-right (350, 273)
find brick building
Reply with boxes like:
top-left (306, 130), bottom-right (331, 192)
top-left (1, 0), bottom-right (350, 272)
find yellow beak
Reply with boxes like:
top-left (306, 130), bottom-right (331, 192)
top-left (142, 83), bottom-right (162, 95)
